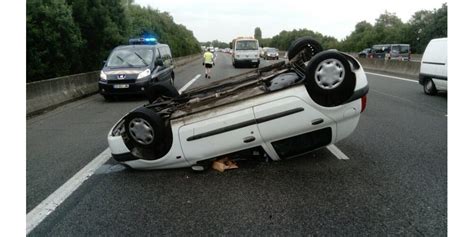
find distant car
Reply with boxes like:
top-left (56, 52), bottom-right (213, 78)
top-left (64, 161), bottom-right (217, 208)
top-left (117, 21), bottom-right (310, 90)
top-left (419, 38), bottom-right (447, 95)
top-left (107, 37), bottom-right (369, 170)
top-left (358, 48), bottom-right (372, 58)
top-left (372, 44), bottom-right (410, 61)
top-left (263, 48), bottom-right (279, 60)
top-left (98, 38), bottom-right (176, 101)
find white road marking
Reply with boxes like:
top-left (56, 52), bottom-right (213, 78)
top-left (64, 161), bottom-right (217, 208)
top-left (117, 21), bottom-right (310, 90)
top-left (365, 72), bottom-right (417, 83)
top-left (327, 144), bottom-right (350, 160)
top-left (27, 72), bottom-right (205, 233)
top-left (178, 74), bottom-right (201, 94)
top-left (26, 149), bottom-right (111, 234)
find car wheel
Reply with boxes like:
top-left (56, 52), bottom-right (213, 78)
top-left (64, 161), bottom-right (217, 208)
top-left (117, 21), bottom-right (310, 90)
top-left (423, 79), bottom-right (438, 95)
top-left (102, 95), bottom-right (114, 101)
top-left (145, 84), bottom-right (179, 103)
top-left (123, 107), bottom-right (172, 160)
top-left (304, 51), bottom-right (356, 107)
top-left (287, 37), bottom-right (323, 65)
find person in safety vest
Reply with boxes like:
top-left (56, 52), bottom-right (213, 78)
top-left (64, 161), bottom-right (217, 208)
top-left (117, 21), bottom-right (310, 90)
top-left (203, 48), bottom-right (215, 79)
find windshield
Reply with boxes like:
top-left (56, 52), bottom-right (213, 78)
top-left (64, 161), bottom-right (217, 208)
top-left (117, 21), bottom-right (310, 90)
top-left (107, 48), bottom-right (154, 67)
top-left (267, 48), bottom-right (277, 52)
top-left (236, 40), bottom-right (258, 50)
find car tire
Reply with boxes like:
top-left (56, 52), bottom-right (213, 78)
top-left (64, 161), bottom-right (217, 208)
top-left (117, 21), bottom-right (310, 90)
top-left (287, 37), bottom-right (323, 64)
top-left (123, 107), bottom-right (173, 160)
top-left (304, 51), bottom-right (356, 107)
top-left (423, 79), bottom-right (438, 95)
top-left (145, 83), bottom-right (180, 103)
top-left (102, 95), bottom-right (114, 101)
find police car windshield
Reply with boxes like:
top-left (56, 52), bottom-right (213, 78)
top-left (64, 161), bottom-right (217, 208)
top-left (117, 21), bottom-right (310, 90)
top-left (236, 40), bottom-right (258, 50)
top-left (107, 48), bottom-right (153, 68)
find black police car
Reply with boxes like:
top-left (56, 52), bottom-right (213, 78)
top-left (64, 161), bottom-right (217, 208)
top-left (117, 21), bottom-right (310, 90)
top-left (98, 37), bottom-right (177, 101)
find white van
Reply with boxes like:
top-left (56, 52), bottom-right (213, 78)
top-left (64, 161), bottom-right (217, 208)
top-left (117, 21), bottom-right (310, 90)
top-left (419, 38), bottom-right (447, 95)
top-left (232, 37), bottom-right (260, 68)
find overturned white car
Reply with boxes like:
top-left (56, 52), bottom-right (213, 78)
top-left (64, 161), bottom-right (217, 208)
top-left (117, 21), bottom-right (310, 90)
top-left (107, 37), bottom-right (369, 170)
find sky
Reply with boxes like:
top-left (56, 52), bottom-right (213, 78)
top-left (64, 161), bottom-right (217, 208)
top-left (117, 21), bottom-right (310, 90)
top-left (134, 0), bottom-right (447, 43)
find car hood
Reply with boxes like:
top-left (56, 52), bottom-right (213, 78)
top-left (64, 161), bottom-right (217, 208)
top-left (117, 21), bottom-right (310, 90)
top-left (102, 67), bottom-right (148, 80)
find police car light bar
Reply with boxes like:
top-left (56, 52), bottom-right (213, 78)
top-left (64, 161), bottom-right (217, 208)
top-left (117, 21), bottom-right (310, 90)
top-left (129, 37), bottom-right (157, 45)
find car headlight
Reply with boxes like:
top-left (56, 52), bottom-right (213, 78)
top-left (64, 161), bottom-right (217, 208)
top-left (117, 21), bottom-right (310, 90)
top-left (100, 70), bottom-right (107, 81)
top-left (276, 53), bottom-right (279, 56)
top-left (137, 69), bottom-right (151, 80)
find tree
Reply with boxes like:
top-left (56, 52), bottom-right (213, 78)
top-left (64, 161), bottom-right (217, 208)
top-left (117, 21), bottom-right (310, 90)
top-left (254, 27), bottom-right (262, 41)
top-left (406, 3), bottom-right (447, 53)
top-left (27, 0), bottom-right (202, 81)
top-left (27, 0), bottom-right (84, 82)
top-left (66, 0), bottom-right (129, 70)
top-left (127, 5), bottom-right (201, 57)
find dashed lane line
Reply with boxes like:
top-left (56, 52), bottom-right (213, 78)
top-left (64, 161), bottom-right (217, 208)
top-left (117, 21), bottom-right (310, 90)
top-left (365, 72), bottom-right (417, 83)
top-left (179, 74), bottom-right (201, 94)
top-left (327, 144), bottom-right (350, 160)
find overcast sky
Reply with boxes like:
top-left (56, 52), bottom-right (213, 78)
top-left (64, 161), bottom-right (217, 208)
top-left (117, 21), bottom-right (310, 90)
top-left (134, 0), bottom-right (447, 43)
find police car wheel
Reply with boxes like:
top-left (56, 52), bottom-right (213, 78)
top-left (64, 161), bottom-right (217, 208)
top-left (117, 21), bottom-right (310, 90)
top-left (102, 95), bottom-right (114, 101)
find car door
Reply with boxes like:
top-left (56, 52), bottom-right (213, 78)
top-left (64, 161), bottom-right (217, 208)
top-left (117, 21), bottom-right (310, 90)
top-left (178, 108), bottom-right (264, 163)
top-left (253, 96), bottom-right (335, 160)
top-left (151, 46), bottom-right (172, 82)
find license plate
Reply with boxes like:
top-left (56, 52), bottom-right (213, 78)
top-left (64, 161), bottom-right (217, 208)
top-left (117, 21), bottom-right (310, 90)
top-left (252, 59), bottom-right (258, 62)
top-left (113, 84), bottom-right (129, 89)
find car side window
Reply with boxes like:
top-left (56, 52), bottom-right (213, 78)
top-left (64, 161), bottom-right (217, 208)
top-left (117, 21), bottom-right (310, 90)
top-left (400, 46), bottom-right (409, 54)
top-left (154, 48), bottom-right (162, 68)
top-left (159, 46), bottom-right (171, 66)
top-left (166, 47), bottom-right (172, 58)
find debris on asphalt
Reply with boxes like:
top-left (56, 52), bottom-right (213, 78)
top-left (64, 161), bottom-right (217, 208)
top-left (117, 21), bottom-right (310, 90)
top-left (212, 157), bottom-right (238, 172)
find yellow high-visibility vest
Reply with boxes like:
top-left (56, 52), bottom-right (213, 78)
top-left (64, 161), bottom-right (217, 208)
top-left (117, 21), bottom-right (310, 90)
top-left (203, 52), bottom-right (214, 64)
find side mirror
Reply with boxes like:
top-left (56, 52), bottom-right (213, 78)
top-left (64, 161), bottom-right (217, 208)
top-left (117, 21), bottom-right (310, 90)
top-left (155, 59), bottom-right (164, 67)
top-left (103, 60), bottom-right (107, 65)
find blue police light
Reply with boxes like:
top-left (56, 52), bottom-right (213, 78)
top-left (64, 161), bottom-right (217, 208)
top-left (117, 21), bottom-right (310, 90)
top-left (144, 38), bottom-right (157, 42)
top-left (129, 37), bottom-right (158, 45)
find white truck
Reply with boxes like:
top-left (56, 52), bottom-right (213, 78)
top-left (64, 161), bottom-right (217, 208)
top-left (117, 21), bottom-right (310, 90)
top-left (232, 37), bottom-right (260, 68)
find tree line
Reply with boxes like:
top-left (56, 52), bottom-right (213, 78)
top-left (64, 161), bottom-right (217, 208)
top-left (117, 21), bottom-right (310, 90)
top-left (27, 0), bottom-right (201, 82)
top-left (255, 3), bottom-right (447, 54)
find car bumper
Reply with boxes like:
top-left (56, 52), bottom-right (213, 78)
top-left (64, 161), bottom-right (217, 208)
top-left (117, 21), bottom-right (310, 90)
top-left (234, 58), bottom-right (260, 64)
top-left (98, 80), bottom-right (150, 95)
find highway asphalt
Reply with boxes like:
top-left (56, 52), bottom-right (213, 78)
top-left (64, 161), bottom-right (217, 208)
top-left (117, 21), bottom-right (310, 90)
top-left (27, 52), bottom-right (446, 236)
